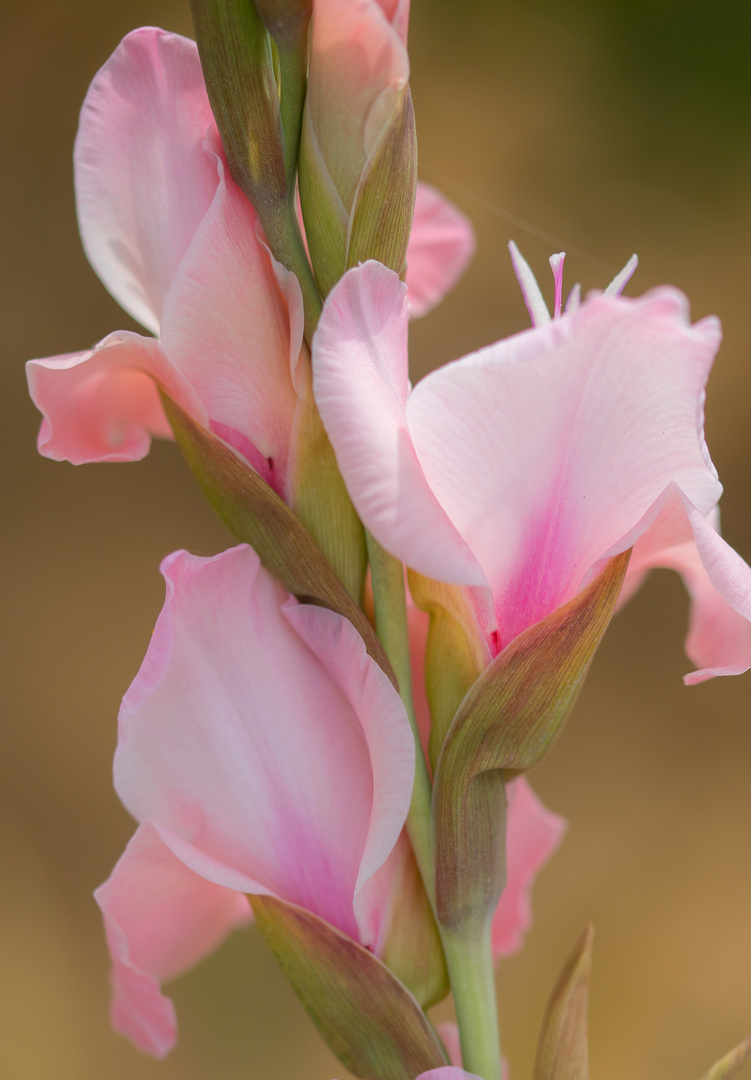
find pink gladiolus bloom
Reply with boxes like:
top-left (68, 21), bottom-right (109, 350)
top-left (26, 27), bottom-right (473, 475)
top-left (95, 544), bottom-right (415, 1057)
top-left (313, 256), bottom-right (751, 683)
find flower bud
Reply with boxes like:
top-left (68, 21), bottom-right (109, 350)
top-left (299, 0), bottom-right (417, 296)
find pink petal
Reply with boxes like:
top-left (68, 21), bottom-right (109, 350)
top-left (374, 0), bottom-right (410, 45)
top-left (94, 820), bottom-right (250, 1058)
top-left (680, 521), bottom-right (751, 682)
top-left (284, 601), bottom-right (415, 946)
top-left (159, 134), bottom-right (301, 494)
top-left (307, 0), bottom-right (410, 211)
top-left (26, 331), bottom-right (204, 464)
top-left (491, 778), bottom-right (566, 959)
top-left (624, 486), bottom-right (751, 683)
top-left (417, 1071), bottom-right (487, 1080)
top-left (115, 545), bottom-right (412, 947)
top-left (32, 132), bottom-right (303, 485)
top-left (436, 1024), bottom-right (464, 1068)
top-left (405, 183), bottom-right (475, 318)
top-left (75, 29), bottom-right (217, 333)
top-left (313, 261), bottom-right (485, 586)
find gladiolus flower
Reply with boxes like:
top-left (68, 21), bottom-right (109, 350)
top-left (26, 28), bottom-right (472, 480)
top-left (95, 543), bottom-right (415, 1056)
top-left (312, 256), bottom-right (751, 683)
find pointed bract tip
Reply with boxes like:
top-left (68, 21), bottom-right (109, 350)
top-left (699, 1035), bottom-right (751, 1080)
top-left (532, 924), bottom-right (594, 1080)
top-left (564, 923), bottom-right (595, 980)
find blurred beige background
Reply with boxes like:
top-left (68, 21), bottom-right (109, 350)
top-left (2, 1), bottom-right (751, 1078)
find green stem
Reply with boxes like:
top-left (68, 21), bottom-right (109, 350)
top-left (441, 925), bottom-right (502, 1080)
top-left (365, 532), bottom-right (435, 903)
top-left (367, 533), bottom-right (503, 1080)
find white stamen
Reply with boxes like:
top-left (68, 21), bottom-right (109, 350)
top-left (565, 282), bottom-right (581, 313)
top-left (508, 241), bottom-right (551, 326)
top-left (549, 252), bottom-right (565, 318)
top-left (604, 253), bottom-right (639, 297)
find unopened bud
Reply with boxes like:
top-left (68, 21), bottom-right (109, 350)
top-left (346, 87), bottom-right (417, 277)
top-left (299, 0), bottom-right (416, 296)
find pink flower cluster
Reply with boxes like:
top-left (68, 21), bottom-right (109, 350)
top-left (26, 2), bottom-right (751, 1072)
